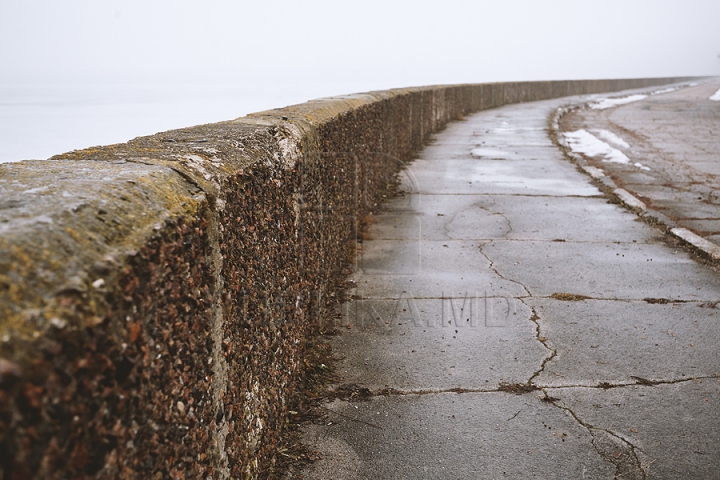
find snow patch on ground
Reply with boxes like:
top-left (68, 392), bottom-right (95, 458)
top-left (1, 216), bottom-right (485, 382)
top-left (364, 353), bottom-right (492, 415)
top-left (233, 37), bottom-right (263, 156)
top-left (582, 165), bottom-right (605, 178)
top-left (564, 129), bottom-right (630, 164)
top-left (564, 129), bottom-right (652, 172)
top-left (650, 87), bottom-right (679, 95)
top-left (710, 88), bottom-right (720, 102)
top-left (592, 129), bottom-right (629, 149)
top-left (590, 94), bottom-right (647, 110)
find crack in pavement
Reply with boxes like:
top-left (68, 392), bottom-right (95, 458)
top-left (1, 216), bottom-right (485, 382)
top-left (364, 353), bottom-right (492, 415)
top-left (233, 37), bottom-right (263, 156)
top-left (345, 295), bottom-right (716, 304)
top-left (456, 195), bottom-right (512, 240)
top-left (525, 303), bottom-right (557, 387)
top-left (440, 147), bottom-right (718, 476)
top-left (303, 89), bottom-right (720, 478)
top-left (539, 374), bottom-right (720, 391)
top-left (539, 390), bottom-right (649, 480)
top-left (326, 374), bottom-right (720, 399)
top-left (442, 195), bottom-right (514, 242)
top-left (543, 294), bottom-right (713, 304)
top-left (319, 374), bottom-right (720, 479)
top-left (438, 205), bottom-right (459, 241)
top-left (347, 292), bottom-right (720, 308)
top-left (477, 241), bottom-right (532, 297)
top-left (492, 211), bottom-right (511, 236)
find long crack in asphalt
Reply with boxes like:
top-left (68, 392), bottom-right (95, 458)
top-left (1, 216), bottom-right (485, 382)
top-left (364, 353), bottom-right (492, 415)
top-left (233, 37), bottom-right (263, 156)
top-left (525, 304), bottom-right (558, 387)
top-left (541, 390), bottom-right (649, 480)
top-left (476, 243), bottom-right (531, 297)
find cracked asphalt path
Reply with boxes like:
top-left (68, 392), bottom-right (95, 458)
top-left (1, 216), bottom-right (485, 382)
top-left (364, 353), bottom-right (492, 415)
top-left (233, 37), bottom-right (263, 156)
top-left (289, 86), bottom-right (720, 479)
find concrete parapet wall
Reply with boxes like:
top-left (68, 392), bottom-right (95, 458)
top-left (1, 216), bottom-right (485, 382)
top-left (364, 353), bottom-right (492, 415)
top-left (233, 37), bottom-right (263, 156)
top-left (0, 76), bottom-right (700, 478)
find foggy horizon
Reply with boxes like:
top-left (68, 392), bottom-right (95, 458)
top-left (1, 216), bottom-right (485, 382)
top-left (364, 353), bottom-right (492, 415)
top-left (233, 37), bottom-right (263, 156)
top-left (1, 0), bottom-right (719, 161)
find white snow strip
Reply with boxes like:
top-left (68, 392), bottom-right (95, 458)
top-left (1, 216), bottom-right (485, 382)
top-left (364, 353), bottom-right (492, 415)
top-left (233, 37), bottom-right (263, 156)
top-left (614, 188), bottom-right (646, 210)
top-left (582, 165), bottom-right (605, 178)
top-left (592, 129), bottom-right (629, 149)
top-left (633, 162), bottom-right (651, 171)
top-left (650, 87), bottom-right (679, 95)
top-left (590, 94), bottom-right (647, 110)
top-left (563, 129), bottom-right (630, 164)
top-left (671, 228), bottom-right (720, 260)
top-left (471, 147), bottom-right (510, 158)
top-left (710, 88), bottom-right (720, 102)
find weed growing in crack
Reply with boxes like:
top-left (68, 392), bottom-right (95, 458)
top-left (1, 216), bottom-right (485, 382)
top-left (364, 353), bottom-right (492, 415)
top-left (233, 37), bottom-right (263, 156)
top-left (498, 382), bottom-right (538, 394)
top-left (551, 292), bottom-right (591, 301)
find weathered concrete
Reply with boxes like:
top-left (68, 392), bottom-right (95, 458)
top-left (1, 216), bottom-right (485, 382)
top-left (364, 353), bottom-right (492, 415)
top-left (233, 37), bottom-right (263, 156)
top-left (0, 77), bottom-right (704, 478)
top-left (548, 382), bottom-right (720, 479)
top-left (299, 394), bottom-right (616, 479)
top-left (291, 82), bottom-right (720, 479)
top-left (559, 81), bottom-right (720, 247)
top-left (529, 299), bottom-right (720, 386)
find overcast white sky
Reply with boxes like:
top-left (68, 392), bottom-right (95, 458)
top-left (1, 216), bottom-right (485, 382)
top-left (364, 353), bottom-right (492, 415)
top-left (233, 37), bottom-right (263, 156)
top-left (2, 0), bottom-right (719, 88)
top-left (0, 0), bottom-right (719, 160)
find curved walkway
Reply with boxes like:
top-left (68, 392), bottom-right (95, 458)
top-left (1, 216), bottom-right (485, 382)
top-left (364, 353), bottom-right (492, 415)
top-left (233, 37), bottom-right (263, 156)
top-left (290, 85), bottom-right (720, 479)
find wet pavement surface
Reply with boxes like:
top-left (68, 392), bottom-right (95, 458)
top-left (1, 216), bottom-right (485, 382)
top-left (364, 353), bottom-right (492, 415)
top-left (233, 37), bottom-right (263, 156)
top-left (287, 84), bottom-right (720, 479)
top-left (560, 81), bottom-right (720, 245)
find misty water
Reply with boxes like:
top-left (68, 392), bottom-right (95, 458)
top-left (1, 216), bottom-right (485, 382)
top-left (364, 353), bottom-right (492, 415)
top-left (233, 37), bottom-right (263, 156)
top-left (0, 82), bottom-right (349, 163)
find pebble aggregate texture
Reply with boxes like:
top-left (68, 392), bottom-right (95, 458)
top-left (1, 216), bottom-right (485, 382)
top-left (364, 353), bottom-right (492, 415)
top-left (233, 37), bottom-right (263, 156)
top-left (0, 77), bottom-right (698, 479)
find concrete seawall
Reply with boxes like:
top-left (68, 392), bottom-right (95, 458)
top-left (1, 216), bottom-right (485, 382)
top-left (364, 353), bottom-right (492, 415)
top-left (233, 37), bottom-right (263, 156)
top-left (0, 77), bottom-right (700, 478)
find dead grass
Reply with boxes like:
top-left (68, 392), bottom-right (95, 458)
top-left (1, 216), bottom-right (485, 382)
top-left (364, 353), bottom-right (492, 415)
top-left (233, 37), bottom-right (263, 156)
top-left (550, 292), bottom-right (591, 301)
top-left (498, 382), bottom-right (538, 394)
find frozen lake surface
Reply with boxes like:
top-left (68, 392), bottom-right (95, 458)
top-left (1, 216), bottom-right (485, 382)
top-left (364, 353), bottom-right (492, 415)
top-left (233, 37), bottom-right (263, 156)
top-left (0, 82), bottom-right (351, 163)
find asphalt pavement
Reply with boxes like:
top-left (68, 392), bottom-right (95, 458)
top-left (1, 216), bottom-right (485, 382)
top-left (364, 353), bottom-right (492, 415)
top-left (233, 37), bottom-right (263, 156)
top-left (286, 82), bottom-right (720, 479)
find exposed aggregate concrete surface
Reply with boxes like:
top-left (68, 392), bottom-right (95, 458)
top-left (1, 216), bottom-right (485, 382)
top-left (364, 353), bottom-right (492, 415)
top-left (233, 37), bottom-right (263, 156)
top-left (0, 77), bottom-right (701, 478)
